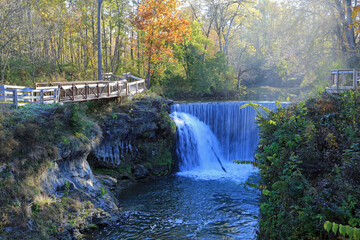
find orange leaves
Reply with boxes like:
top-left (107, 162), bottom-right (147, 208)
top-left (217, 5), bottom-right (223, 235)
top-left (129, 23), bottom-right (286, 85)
top-left (133, 0), bottom-right (191, 69)
top-left (352, 6), bottom-right (360, 35)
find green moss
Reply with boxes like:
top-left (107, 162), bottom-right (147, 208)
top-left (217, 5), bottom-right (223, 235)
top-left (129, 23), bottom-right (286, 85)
top-left (93, 168), bottom-right (119, 176)
top-left (85, 224), bottom-right (98, 230)
top-left (169, 119), bottom-right (177, 135)
top-left (93, 164), bottom-right (134, 177)
top-left (100, 187), bottom-right (107, 197)
top-left (152, 150), bottom-right (172, 167)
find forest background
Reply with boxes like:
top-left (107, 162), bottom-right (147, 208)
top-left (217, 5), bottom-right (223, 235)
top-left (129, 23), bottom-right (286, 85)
top-left (1, 0), bottom-right (360, 101)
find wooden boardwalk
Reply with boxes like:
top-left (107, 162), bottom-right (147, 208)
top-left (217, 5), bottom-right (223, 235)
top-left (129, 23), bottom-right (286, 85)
top-left (326, 69), bottom-right (360, 93)
top-left (0, 73), bottom-right (146, 107)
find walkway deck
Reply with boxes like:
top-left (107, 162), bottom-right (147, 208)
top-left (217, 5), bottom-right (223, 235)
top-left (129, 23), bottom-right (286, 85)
top-left (0, 73), bottom-right (146, 107)
top-left (326, 69), bottom-right (360, 93)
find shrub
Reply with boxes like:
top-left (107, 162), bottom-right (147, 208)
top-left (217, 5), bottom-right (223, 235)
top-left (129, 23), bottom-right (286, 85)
top-left (252, 92), bottom-right (360, 239)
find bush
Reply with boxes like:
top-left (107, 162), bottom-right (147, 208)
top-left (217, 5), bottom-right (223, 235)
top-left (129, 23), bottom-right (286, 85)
top-left (253, 92), bottom-right (360, 239)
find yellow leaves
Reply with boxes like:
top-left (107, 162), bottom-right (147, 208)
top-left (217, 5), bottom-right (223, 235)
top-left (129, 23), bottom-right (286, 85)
top-left (351, 6), bottom-right (360, 35)
top-left (133, 0), bottom-right (192, 74)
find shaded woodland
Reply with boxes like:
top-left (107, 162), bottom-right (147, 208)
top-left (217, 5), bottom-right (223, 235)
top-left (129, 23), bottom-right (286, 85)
top-left (1, 0), bottom-right (360, 99)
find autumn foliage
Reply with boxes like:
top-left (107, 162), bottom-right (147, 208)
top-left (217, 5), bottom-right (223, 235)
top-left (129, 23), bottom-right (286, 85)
top-left (133, 0), bottom-right (191, 88)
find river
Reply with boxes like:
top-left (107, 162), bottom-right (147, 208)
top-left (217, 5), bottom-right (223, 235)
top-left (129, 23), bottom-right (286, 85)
top-left (85, 102), bottom-right (278, 240)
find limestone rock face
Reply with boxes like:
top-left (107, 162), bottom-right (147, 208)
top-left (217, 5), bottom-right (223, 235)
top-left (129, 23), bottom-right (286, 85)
top-left (41, 143), bottom-right (99, 197)
top-left (39, 130), bottom-right (120, 216)
top-left (39, 125), bottom-right (101, 195)
top-left (88, 97), bottom-right (177, 180)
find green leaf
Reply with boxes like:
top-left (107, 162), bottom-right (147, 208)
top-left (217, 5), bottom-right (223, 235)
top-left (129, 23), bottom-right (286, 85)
top-left (324, 221), bottom-right (332, 233)
top-left (347, 225), bottom-right (354, 239)
top-left (269, 120), bottom-right (276, 125)
top-left (262, 189), bottom-right (270, 196)
top-left (275, 101), bottom-right (283, 109)
top-left (354, 228), bottom-right (360, 240)
top-left (332, 222), bottom-right (339, 235)
top-left (340, 224), bottom-right (347, 237)
top-left (240, 102), bottom-right (272, 119)
top-left (349, 218), bottom-right (359, 227)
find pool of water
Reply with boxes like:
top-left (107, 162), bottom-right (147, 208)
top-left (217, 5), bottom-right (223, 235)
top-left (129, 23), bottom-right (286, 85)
top-left (85, 172), bottom-right (260, 240)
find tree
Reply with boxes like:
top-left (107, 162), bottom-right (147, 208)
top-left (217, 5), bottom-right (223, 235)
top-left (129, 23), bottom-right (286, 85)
top-left (133, 0), bottom-right (191, 88)
top-left (98, 0), bottom-right (103, 80)
top-left (0, 0), bottom-right (24, 83)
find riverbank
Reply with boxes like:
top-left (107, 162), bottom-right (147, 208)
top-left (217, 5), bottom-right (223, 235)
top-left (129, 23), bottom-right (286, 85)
top-left (255, 91), bottom-right (360, 239)
top-left (0, 93), bottom-right (176, 239)
top-left (161, 85), bottom-right (309, 103)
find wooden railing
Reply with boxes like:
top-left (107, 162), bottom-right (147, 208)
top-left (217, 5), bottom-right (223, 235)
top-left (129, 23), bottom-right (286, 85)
top-left (0, 73), bottom-right (146, 107)
top-left (0, 85), bottom-right (59, 107)
top-left (327, 69), bottom-right (360, 93)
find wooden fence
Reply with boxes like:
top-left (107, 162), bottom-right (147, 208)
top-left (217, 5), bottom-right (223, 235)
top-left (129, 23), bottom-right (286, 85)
top-left (0, 73), bottom-right (146, 107)
top-left (0, 85), bottom-right (60, 107)
top-left (326, 69), bottom-right (360, 93)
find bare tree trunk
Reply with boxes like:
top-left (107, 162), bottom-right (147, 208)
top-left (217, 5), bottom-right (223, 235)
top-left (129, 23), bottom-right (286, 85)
top-left (111, 36), bottom-right (119, 72)
top-left (137, 32), bottom-right (140, 75)
top-left (345, 0), bottom-right (356, 52)
top-left (335, 0), bottom-right (357, 65)
top-left (98, 0), bottom-right (103, 80)
top-left (218, 30), bottom-right (223, 52)
top-left (27, 0), bottom-right (35, 87)
top-left (1, 68), bottom-right (4, 84)
top-left (81, 24), bottom-right (87, 75)
top-left (102, 9), bottom-right (108, 73)
top-left (70, 33), bottom-right (74, 63)
top-left (91, 7), bottom-right (96, 80)
top-left (146, 57), bottom-right (151, 89)
top-left (109, 11), bottom-right (112, 70)
top-left (1, 49), bottom-right (5, 84)
top-left (224, 1), bottom-right (241, 64)
top-left (131, 30), bottom-right (134, 67)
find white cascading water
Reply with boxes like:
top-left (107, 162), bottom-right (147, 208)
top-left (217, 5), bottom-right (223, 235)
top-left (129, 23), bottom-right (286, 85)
top-left (171, 112), bottom-right (224, 171)
top-left (171, 102), bottom-right (278, 181)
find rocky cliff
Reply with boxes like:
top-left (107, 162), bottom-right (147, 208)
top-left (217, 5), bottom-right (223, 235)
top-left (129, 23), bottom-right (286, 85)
top-left (0, 94), bottom-right (176, 240)
top-left (88, 95), bottom-right (177, 184)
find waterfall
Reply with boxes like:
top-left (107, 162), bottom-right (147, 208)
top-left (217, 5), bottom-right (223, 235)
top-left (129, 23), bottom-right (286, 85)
top-left (170, 102), bottom-right (278, 180)
top-left (171, 112), bottom-right (225, 172)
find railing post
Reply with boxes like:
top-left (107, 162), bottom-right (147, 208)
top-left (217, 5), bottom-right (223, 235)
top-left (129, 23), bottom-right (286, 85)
top-left (30, 90), bottom-right (34, 103)
top-left (72, 84), bottom-right (75, 101)
top-left (85, 84), bottom-right (88, 99)
top-left (354, 69), bottom-right (357, 90)
top-left (117, 82), bottom-right (120, 96)
top-left (40, 90), bottom-right (44, 104)
top-left (0, 85), bottom-right (4, 102)
top-left (13, 89), bottom-right (18, 108)
top-left (59, 86), bottom-right (63, 103)
top-left (336, 70), bottom-right (339, 89)
top-left (61, 85), bottom-right (65, 101)
top-left (53, 89), bottom-right (58, 103)
top-left (108, 82), bottom-right (110, 97)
